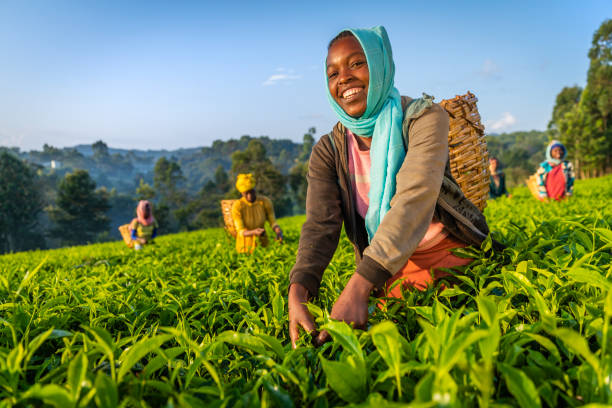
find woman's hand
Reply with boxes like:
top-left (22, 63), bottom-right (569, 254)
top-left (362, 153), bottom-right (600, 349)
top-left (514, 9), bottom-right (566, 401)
top-left (243, 228), bottom-right (265, 237)
top-left (273, 226), bottom-right (283, 241)
top-left (316, 273), bottom-right (374, 345)
top-left (288, 283), bottom-right (316, 349)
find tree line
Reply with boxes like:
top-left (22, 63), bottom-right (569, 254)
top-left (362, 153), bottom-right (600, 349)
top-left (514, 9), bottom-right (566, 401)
top-left (0, 129), bottom-right (315, 254)
top-left (2, 19), bottom-right (609, 254)
top-left (486, 19), bottom-right (611, 186)
top-left (547, 19), bottom-right (611, 178)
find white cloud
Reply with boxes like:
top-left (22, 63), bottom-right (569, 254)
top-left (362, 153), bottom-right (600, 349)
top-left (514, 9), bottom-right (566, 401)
top-left (262, 68), bottom-right (301, 86)
top-left (480, 59), bottom-right (501, 79)
top-left (486, 112), bottom-right (516, 132)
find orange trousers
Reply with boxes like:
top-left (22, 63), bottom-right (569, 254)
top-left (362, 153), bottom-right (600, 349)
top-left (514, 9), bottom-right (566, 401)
top-left (381, 236), bottom-right (472, 300)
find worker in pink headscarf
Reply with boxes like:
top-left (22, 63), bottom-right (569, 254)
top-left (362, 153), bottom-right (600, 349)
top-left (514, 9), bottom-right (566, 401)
top-left (129, 200), bottom-right (159, 250)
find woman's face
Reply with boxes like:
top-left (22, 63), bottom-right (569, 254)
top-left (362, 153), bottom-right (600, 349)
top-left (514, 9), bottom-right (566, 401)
top-left (551, 146), bottom-right (563, 160)
top-left (326, 36), bottom-right (369, 118)
top-left (142, 204), bottom-right (151, 218)
top-left (489, 159), bottom-right (498, 171)
top-left (243, 189), bottom-right (257, 203)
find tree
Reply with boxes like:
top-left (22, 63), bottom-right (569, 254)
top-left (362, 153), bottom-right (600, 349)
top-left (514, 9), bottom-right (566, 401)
top-left (92, 140), bottom-right (110, 160)
top-left (582, 19), bottom-right (612, 174)
top-left (548, 86), bottom-right (582, 138)
top-left (135, 178), bottom-right (156, 201)
top-left (554, 19), bottom-right (612, 177)
top-left (48, 169), bottom-right (110, 245)
top-left (154, 157), bottom-right (186, 207)
top-left (0, 152), bottom-right (45, 253)
top-left (231, 140), bottom-right (291, 216)
top-left (172, 165), bottom-right (232, 231)
top-left (289, 127), bottom-right (316, 212)
top-left (214, 165), bottom-right (229, 189)
top-left (153, 157), bottom-right (187, 231)
top-left (486, 130), bottom-right (549, 188)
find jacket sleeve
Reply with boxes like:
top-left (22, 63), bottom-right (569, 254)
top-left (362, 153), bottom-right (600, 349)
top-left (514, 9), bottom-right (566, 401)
top-left (536, 165), bottom-right (548, 198)
top-left (130, 219), bottom-right (139, 239)
top-left (501, 174), bottom-right (509, 196)
top-left (289, 135), bottom-right (344, 296)
top-left (355, 104), bottom-right (449, 288)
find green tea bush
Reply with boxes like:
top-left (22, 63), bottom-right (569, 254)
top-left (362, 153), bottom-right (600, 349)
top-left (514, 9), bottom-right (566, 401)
top-left (1, 176), bottom-right (611, 407)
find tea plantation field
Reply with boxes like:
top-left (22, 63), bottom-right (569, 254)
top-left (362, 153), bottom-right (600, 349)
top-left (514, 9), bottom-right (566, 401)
top-left (1, 176), bottom-right (611, 407)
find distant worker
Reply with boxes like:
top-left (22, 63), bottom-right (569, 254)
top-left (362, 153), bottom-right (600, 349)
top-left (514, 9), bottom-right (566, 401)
top-left (130, 200), bottom-right (158, 250)
top-left (536, 140), bottom-right (575, 201)
top-left (488, 157), bottom-right (510, 199)
top-left (232, 173), bottom-right (283, 254)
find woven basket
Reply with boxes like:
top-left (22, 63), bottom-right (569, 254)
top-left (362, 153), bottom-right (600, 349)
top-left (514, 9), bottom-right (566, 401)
top-left (439, 91), bottom-right (490, 211)
top-left (526, 174), bottom-right (547, 201)
top-left (221, 199), bottom-right (237, 237)
top-left (118, 224), bottom-right (134, 248)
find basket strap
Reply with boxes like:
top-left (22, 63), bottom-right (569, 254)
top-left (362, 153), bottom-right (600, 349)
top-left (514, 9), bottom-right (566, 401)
top-left (328, 132), bottom-right (337, 155)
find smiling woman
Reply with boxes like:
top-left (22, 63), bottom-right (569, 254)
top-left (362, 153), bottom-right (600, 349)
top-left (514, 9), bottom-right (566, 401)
top-left (288, 26), bottom-right (500, 348)
top-left (326, 32), bottom-right (370, 118)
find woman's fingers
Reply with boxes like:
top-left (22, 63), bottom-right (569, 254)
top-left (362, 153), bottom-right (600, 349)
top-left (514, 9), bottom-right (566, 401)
top-left (289, 320), bottom-right (300, 349)
top-left (289, 316), bottom-right (316, 349)
top-left (315, 330), bottom-right (330, 346)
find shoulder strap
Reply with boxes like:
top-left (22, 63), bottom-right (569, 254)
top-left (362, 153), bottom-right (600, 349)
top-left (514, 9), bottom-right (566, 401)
top-left (328, 132), bottom-right (337, 155)
top-left (400, 93), bottom-right (435, 151)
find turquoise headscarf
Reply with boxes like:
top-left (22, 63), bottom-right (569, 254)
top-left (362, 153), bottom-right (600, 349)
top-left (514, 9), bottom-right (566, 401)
top-left (326, 25), bottom-right (405, 242)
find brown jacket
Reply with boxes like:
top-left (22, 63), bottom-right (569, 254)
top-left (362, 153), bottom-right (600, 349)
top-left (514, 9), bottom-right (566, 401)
top-left (289, 96), bottom-right (492, 296)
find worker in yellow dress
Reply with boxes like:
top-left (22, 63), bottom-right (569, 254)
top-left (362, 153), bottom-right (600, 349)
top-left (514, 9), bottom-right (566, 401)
top-left (231, 173), bottom-right (283, 253)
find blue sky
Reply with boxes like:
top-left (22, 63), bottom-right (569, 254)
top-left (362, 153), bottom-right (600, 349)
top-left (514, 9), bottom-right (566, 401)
top-left (0, 0), bottom-right (609, 150)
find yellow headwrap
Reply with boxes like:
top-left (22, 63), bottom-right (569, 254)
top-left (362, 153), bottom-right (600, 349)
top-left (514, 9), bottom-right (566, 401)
top-left (236, 173), bottom-right (256, 193)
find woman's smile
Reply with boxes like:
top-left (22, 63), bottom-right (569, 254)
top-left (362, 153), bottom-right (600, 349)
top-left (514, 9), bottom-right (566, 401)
top-left (341, 87), bottom-right (365, 100)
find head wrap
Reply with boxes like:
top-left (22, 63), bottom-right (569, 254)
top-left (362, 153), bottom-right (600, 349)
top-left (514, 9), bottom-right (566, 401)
top-left (236, 173), bottom-right (256, 193)
top-left (326, 25), bottom-right (404, 241)
top-left (546, 140), bottom-right (567, 165)
top-left (136, 200), bottom-right (154, 226)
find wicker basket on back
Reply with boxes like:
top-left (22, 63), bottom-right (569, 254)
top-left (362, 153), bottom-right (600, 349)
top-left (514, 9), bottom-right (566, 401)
top-left (221, 199), bottom-right (237, 237)
top-left (439, 91), bottom-right (490, 211)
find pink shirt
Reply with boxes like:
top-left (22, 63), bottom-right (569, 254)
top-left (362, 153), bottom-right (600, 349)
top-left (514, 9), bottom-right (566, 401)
top-left (346, 129), bottom-right (447, 251)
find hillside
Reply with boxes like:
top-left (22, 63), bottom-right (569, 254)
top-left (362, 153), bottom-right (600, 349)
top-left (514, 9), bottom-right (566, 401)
top-left (4, 135), bottom-right (304, 195)
top-left (1, 176), bottom-right (610, 406)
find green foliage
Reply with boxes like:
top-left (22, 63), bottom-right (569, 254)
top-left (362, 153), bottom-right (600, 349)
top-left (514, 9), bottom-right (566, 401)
top-left (231, 140), bottom-right (292, 217)
top-left (135, 178), bottom-right (156, 201)
top-left (153, 157), bottom-right (188, 231)
top-left (1, 175), bottom-right (611, 406)
top-left (553, 19), bottom-right (612, 177)
top-left (47, 169), bottom-right (110, 245)
top-left (548, 85), bottom-right (582, 138)
top-left (289, 128), bottom-right (316, 213)
top-left (153, 157), bottom-right (186, 208)
top-left (0, 152), bottom-right (45, 253)
top-left (181, 166), bottom-right (231, 230)
top-left (91, 140), bottom-right (109, 160)
top-left (5, 133), bottom-right (316, 246)
top-left (486, 130), bottom-right (549, 187)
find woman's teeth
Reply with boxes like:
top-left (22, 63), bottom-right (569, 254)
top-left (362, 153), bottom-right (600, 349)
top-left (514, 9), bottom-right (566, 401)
top-left (342, 88), bottom-right (362, 99)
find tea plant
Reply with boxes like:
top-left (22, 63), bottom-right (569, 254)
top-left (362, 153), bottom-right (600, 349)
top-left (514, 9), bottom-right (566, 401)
top-left (0, 176), bottom-right (611, 407)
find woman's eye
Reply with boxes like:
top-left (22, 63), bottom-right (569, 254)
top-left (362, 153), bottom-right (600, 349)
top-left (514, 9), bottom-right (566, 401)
top-left (351, 60), bottom-right (366, 68)
top-left (328, 72), bottom-right (337, 79)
